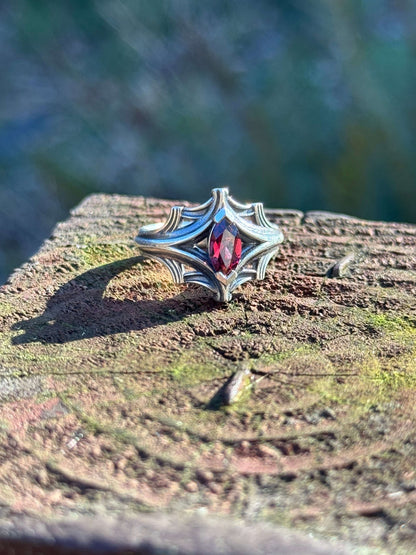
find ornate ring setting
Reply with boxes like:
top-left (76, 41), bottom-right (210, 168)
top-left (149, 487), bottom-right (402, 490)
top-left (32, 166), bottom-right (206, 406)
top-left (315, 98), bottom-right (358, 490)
top-left (135, 188), bottom-right (284, 302)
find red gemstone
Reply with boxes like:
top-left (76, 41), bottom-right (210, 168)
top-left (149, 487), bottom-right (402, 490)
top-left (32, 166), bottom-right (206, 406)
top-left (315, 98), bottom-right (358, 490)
top-left (209, 219), bottom-right (242, 275)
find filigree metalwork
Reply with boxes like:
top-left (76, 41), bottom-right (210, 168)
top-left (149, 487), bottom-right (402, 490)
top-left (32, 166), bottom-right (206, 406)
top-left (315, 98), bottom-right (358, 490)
top-left (135, 188), bottom-right (284, 301)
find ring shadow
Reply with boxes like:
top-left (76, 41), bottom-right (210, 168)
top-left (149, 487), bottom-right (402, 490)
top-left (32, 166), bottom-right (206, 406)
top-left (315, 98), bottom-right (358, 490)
top-left (11, 257), bottom-right (216, 345)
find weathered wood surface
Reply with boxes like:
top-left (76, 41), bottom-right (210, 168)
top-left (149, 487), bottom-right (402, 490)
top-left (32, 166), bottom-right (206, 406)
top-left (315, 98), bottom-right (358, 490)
top-left (0, 513), bottom-right (349, 555)
top-left (0, 194), bottom-right (415, 554)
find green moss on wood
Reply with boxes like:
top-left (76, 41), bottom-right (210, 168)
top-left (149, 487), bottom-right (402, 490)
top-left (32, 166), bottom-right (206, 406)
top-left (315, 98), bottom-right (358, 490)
top-left (77, 242), bottom-right (136, 267)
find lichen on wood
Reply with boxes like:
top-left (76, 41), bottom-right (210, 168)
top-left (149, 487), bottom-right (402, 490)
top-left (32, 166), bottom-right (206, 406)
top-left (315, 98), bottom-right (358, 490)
top-left (0, 194), bottom-right (415, 553)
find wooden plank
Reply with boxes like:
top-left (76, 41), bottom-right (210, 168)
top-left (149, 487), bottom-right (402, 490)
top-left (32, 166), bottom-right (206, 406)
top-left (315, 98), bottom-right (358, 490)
top-left (0, 193), bottom-right (415, 552)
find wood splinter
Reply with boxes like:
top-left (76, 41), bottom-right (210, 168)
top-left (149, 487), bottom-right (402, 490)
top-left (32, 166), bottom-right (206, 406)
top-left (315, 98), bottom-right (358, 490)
top-left (326, 251), bottom-right (362, 278)
top-left (223, 364), bottom-right (253, 405)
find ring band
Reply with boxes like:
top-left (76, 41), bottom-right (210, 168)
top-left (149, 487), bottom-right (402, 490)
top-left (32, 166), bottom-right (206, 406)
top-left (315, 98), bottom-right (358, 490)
top-left (135, 188), bottom-right (284, 302)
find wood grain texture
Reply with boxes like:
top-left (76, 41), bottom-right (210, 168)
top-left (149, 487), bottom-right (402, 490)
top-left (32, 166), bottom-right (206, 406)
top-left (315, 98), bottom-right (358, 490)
top-left (0, 194), bottom-right (415, 553)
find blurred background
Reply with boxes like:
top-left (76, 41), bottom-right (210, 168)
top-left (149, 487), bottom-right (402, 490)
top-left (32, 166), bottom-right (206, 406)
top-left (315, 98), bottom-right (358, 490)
top-left (1, 0), bottom-right (415, 282)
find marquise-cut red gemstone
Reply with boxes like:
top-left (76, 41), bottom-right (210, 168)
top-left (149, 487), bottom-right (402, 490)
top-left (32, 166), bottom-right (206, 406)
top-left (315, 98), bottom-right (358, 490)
top-left (209, 219), bottom-right (242, 275)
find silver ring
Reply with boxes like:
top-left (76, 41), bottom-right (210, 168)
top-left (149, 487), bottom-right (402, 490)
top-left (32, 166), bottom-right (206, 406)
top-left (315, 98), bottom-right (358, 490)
top-left (135, 188), bottom-right (284, 302)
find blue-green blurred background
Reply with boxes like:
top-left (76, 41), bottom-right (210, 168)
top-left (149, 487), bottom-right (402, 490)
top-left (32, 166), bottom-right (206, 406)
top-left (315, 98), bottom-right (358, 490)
top-left (1, 1), bottom-right (415, 283)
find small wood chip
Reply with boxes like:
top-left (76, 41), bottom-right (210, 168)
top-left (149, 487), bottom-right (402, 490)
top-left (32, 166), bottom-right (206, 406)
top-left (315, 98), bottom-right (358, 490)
top-left (223, 365), bottom-right (252, 405)
top-left (326, 252), bottom-right (356, 278)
